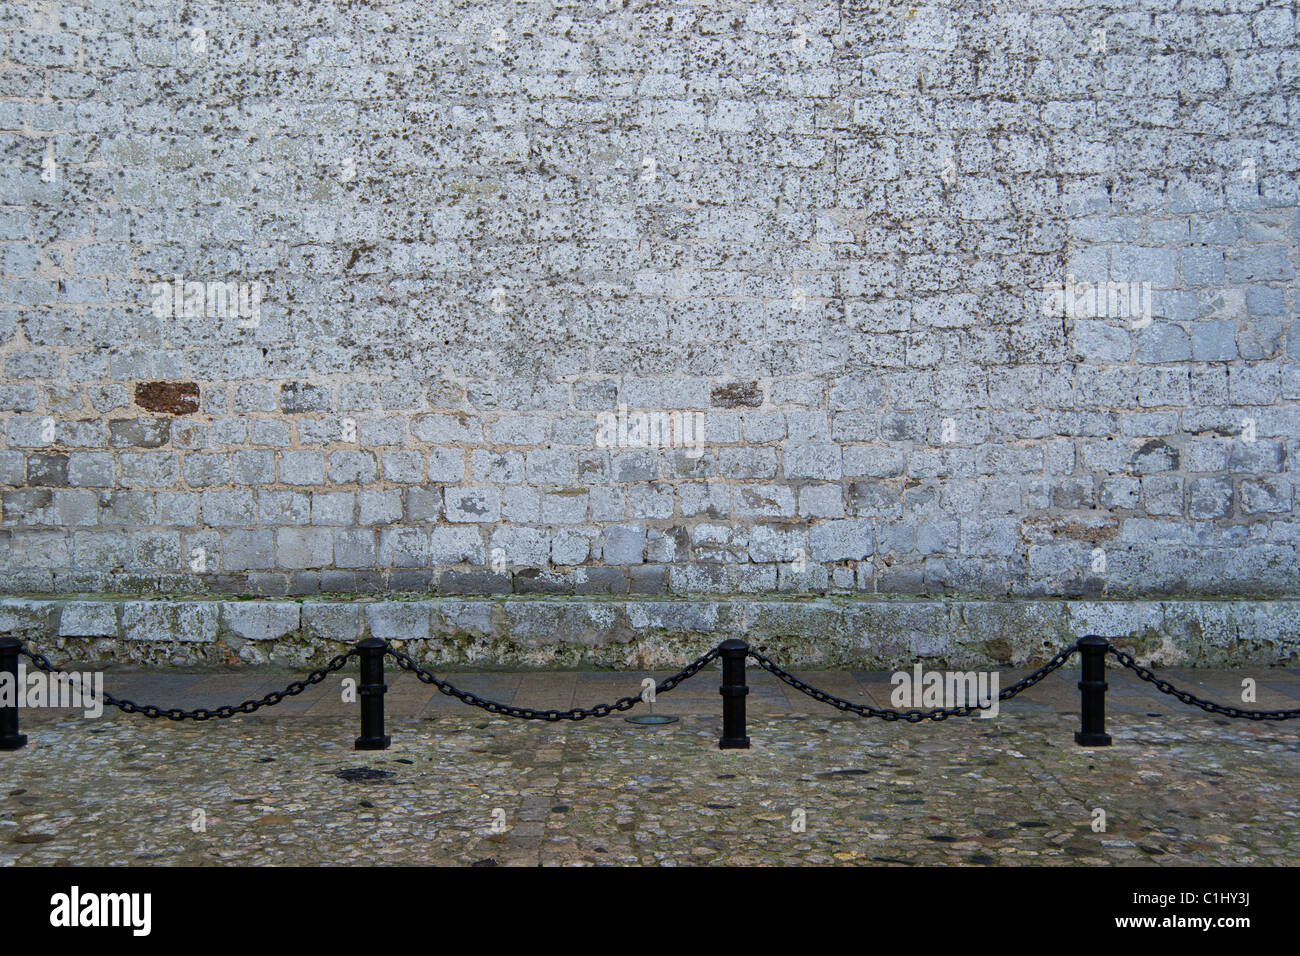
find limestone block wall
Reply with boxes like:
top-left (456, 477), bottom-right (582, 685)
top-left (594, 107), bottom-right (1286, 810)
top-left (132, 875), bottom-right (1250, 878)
top-left (0, 0), bottom-right (1297, 663)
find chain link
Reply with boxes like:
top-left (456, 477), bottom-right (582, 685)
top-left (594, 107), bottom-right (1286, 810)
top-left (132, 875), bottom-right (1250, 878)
top-left (24, 636), bottom-right (1293, 729)
top-left (17, 644), bottom-right (357, 721)
top-left (746, 645), bottom-right (1079, 721)
top-left (383, 644), bottom-right (720, 721)
top-left (1107, 647), bottom-right (1300, 721)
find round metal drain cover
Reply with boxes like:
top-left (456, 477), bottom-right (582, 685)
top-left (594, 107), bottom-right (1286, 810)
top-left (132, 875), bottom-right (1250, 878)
top-left (625, 714), bottom-right (679, 725)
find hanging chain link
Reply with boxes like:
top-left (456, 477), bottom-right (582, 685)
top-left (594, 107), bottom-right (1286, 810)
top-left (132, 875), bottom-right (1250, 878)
top-left (16, 634), bottom-right (1297, 729)
top-left (383, 644), bottom-right (720, 721)
top-left (1107, 647), bottom-right (1300, 721)
top-left (17, 643), bottom-right (357, 721)
top-left (746, 645), bottom-right (1079, 721)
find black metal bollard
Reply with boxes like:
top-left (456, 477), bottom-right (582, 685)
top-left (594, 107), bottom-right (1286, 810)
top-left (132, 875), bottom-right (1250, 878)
top-left (718, 639), bottom-right (750, 750)
top-left (0, 637), bottom-right (27, 751)
top-left (1074, 635), bottom-right (1112, 747)
top-left (354, 638), bottom-right (391, 751)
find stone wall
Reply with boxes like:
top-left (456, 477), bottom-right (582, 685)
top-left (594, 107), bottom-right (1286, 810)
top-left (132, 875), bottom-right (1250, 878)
top-left (4, 596), bottom-right (1299, 669)
top-left (0, 0), bottom-right (1297, 664)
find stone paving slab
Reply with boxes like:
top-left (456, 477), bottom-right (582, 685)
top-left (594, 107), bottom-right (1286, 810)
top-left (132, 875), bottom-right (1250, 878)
top-left (2, 667), bottom-right (1298, 866)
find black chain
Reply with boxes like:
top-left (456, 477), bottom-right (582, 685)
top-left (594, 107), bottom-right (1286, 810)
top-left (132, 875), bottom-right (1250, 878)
top-left (17, 644), bottom-right (357, 721)
top-left (1108, 647), bottom-right (1300, 721)
top-left (746, 645), bottom-right (1079, 721)
top-left (383, 644), bottom-right (720, 721)
top-left (20, 635), bottom-right (1297, 730)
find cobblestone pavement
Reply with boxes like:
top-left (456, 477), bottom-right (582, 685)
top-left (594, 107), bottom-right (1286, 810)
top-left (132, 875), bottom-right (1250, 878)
top-left (2, 666), bottom-right (1298, 866)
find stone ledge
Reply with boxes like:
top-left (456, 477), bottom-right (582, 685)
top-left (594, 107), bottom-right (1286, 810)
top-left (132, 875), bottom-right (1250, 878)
top-left (1, 595), bottom-right (1297, 669)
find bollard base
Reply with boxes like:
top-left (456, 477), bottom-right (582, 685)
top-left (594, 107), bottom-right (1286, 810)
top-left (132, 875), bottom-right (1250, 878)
top-left (1074, 731), bottom-right (1112, 747)
top-left (718, 736), bottom-right (750, 750)
top-left (0, 733), bottom-right (26, 751)
top-left (354, 735), bottom-right (391, 751)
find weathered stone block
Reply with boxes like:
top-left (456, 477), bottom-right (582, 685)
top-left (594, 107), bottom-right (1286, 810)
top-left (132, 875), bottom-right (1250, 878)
top-left (122, 601), bottom-right (219, 644)
top-left (222, 601), bottom-right (300, 642)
